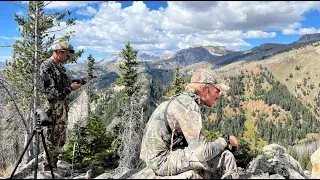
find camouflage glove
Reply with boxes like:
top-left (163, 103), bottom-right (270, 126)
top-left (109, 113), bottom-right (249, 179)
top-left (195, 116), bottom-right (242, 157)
top-left (222, 133), bottom-right (236, 153)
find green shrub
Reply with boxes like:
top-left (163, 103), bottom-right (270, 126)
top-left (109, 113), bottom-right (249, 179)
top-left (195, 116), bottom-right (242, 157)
top-left (61, 115), bottom-right (119, 177)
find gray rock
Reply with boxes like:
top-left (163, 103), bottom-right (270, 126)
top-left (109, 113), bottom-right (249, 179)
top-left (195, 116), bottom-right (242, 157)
top-left (248, 172), bottom-right (270, 179)
top-left (246, 155), bottom-right (273, 174)
top-left (24, 171), bottom-right (63, 179)
top-left (269, 174), bottom-right (286, 179)
top-left (304, 170), bottom-right (311, 179)
top-left (263, 143), bottom-right (288, 155)
top-left (245, 144), bottom-right (307, 179)
top-left (4, 143), bottom-right (311, 179)
top-left (93, 172), bottom-right (114, 179)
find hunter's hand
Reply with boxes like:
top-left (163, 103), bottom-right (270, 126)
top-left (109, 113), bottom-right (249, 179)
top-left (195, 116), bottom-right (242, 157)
top-left (230, 136), bottom-right (239, 150)
top-left (71, 82), bottom-right (82, 91)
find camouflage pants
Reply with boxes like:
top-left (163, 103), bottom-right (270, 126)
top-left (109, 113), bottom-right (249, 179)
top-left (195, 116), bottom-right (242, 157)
top-left (42, 100), bottom-right (68, 168)
top-left (155, 149), bottom-right (238, 179)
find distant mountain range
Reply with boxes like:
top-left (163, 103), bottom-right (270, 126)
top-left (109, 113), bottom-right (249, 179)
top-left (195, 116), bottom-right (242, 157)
top-left (149, 45), bottom-right (227, 69)
top-left (139, 53), bottom-right (160, 61)
top-left (208, 33), bottom-right (320, 67)
top-left (295, 33), bottom-right (320, 43)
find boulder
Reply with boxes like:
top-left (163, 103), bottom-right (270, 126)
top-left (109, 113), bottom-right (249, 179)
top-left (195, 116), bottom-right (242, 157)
top-left (99, 167), bottom-right (203, 179)
top-left (129, 167), bottom-right (203, 179)
top-left (246, 144), bottom-right (307, 179)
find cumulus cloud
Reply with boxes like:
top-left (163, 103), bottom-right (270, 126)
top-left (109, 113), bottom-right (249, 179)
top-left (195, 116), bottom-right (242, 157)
top-left (43, 1), bottom-right (100, 10)
top-left (76, 6), bottom-right (98, 16)
top-left (44, 1), bottom-right (320, 55)
top-left (282, 23), bottom-right (320, 35)
top-left (242, 31), bottom-right (276, 39)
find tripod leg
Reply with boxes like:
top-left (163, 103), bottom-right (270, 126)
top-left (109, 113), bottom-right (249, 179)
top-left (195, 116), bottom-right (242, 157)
top-left (10, 130), bottom-right (36, 179)
top-left (34, 130), bottom-right (40, 179)
top-left (40, 129), bottom-right (55, 179)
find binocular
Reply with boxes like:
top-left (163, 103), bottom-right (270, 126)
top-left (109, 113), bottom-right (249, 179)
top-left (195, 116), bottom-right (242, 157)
top-left (72, 78), bottom-right (87, 85)
top-left (35, 107), bottom-right (51, 126)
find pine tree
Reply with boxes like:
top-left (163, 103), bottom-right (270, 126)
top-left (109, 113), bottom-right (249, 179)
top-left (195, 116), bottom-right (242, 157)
top-left (165, 66), bottom-right (184, 98)
top-left (61, 116), bottom-right (118, 176)
top-left (116, 42), bottom-right (140, 100)
top-left (2, 1), bottom-right (84, 158)
top-left (86, 54), bottom-right (95, 116)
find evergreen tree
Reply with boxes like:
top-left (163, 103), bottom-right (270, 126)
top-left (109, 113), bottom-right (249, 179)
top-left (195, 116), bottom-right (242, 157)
top-left (116, 42), bottom-right (140, 100)
top-left (86, 54), bottom-right (95, 116)
top-left (165, 66), bottom-right (184, 98)
top-left (61, 115), bottom-right (119, 177)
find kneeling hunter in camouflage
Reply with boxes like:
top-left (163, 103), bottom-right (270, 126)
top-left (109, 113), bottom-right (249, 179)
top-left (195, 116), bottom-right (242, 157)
top-left (140, 68), bottom-right (240, 179)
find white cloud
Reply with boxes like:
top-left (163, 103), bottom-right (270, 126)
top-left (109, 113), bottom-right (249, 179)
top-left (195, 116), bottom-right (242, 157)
top-left (243, 31), bottom-right (276, 39)
top-left (283, 23), bottom-right (320, 35)
top-left (43, 1), bottom-right (100, 10)
top-left (288, 22), bottom-right (302, 29)
top-left (76, 6), bottom-right (97, 16)
top-left (0, 36), bottom-right (10, 40)
top-left (46, 1), bottom-right (320, 55)
top-left (15, 11), bottom-right (24, 16)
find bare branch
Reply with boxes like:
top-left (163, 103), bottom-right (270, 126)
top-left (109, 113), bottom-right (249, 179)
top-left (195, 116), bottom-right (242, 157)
top-left (0, 45), bottom-right (13, 48)
top-left (0, 41), bottom-right (13, 49)
top-left (115, 94), bottom-right (145, 173)
top-left (10, 1), bottom-right (28, 11)
top-left (0, 78), bottom-right (30, 134)
top-left (44, 26), bottom-right (70, 34)
top-left (43, 1), bottom-right (52, 8)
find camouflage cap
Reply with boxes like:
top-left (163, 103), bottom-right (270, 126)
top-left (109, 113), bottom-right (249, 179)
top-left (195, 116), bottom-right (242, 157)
top-left (190, 68), bottom-right (230, 91)
top-left (55, 41), bottom-right (74, 53)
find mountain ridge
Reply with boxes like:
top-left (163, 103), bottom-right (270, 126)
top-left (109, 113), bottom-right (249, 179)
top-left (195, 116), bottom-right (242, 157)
top-left (295, 33), bottom-right (320, 43)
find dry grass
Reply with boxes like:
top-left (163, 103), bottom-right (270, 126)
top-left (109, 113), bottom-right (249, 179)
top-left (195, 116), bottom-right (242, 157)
top-left (0, 166), bottom-right (14, 178)
top-left (181, 61), bottom-right (214, 72)
top-left (264, 45), bottom-right (320, 108)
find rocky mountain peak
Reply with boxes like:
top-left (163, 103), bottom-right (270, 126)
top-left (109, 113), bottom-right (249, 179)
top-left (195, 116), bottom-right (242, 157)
top-left (97, 53), bottom-right (123, 66)
top-left (139, 53), bottom-right (159, 61)
top-left (296, 33), bottom-right (320, 43)
top-left (203, 45), bottom-right (234, 56)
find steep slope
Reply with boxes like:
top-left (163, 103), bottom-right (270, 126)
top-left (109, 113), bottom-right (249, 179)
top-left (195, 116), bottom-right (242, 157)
top-left (150, 46), bottom-right (227, 69)
top-left (97, 53), bottom-right (123, 66)
top-left (295, 33), bottom-right (320, 43)
top-left (208, 42), bottom-right (320, 150)
top-left (262, 42), bottom-right (320, 112)
top-left (208, 40), bottom-right (320, 67)
top-left (139, 53), bottom-right (159, 61)
top-left (203, 45), bottom-right (234, 56)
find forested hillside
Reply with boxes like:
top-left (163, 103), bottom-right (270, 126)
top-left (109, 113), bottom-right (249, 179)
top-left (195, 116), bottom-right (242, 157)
top-left (1, 35), bottom-right (320, 178)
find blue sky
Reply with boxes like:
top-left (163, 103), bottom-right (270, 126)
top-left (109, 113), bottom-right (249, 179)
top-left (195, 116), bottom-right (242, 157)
top-left (1, 1), bottom-right (320, 64)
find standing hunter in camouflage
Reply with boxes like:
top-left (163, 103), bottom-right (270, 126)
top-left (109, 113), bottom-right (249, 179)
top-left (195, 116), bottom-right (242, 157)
top-left (39, 41), bottom-right (82, 170)
top-left (140, 68), bottom-right (240, 179)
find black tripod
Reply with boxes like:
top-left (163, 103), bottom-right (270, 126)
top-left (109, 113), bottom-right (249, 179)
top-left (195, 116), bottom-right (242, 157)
top-left (10, 111), bottom-right (55, 179)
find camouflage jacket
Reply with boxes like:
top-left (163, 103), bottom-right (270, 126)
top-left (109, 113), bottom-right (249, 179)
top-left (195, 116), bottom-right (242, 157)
top-left (140, 92), bottom-right (228, 170)
top-left (40, 57), bottom-right (72, 103)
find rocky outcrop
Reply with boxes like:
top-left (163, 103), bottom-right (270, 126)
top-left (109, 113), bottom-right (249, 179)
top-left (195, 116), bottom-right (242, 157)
top-left (296, 33), bottom-right (320, 43)
top-left (3, 143), bottom-right (312, 179)
top-left (68, 89), bottom-right (89, 130)
top-left (311, 147), bottom-right (320, 179)
top-left (4, 153), bottom-right (92, 179)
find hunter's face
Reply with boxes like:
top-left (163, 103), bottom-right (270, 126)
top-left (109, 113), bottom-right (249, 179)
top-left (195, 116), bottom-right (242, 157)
top-left (201, 85), bottom-right (221, 107)
top-left (56, 49), bottom-right (71, 63)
